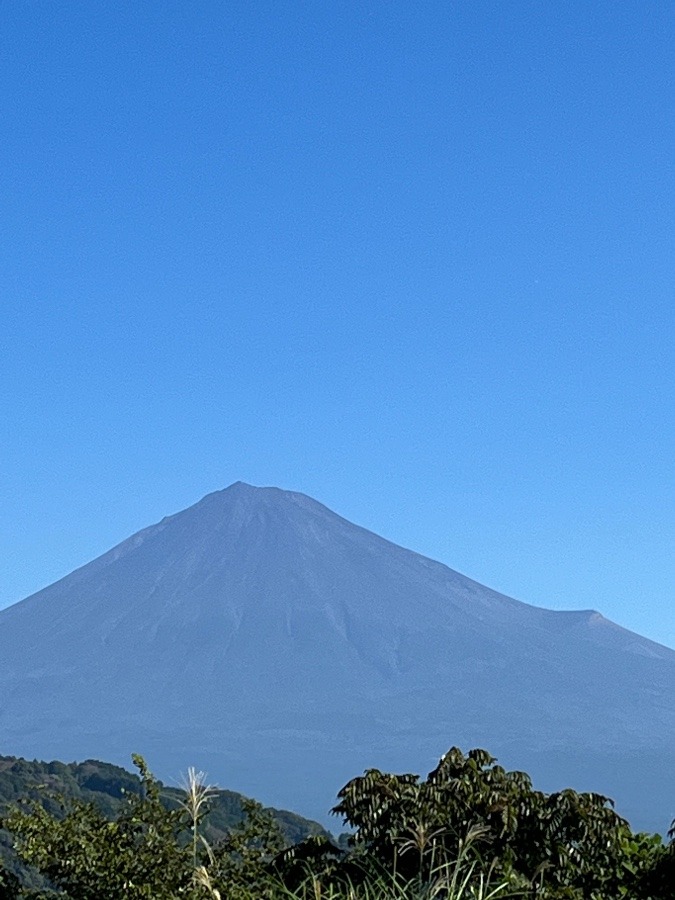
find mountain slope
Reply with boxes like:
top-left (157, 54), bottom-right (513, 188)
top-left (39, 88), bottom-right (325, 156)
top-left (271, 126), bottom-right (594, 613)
top-left (0, 482), bottom-right (673, 830)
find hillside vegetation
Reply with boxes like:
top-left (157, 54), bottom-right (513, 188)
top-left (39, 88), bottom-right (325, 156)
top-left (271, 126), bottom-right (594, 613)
top-left (0, 747), bottom-right (673, 899)
top-left (0, 754), bottom-right (327, 892)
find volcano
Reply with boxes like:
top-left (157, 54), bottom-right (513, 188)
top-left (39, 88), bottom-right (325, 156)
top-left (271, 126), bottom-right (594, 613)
top-left (0, 482), bottom-right (673, 830)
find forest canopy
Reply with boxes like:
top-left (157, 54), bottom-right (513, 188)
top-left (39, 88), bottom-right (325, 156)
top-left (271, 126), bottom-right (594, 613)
top-left (0, 748), bottom-right (673, 899)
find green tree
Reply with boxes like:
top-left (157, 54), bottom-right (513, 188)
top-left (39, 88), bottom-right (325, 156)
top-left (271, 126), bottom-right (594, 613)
top-left (332, 746), bottom-right (649, 898)
top-left (3, 756), bottom-right (292, 900)
top-left (209, 798), bottom-right (288, 899)
top-left (4, 755), bottom-right (196, 900)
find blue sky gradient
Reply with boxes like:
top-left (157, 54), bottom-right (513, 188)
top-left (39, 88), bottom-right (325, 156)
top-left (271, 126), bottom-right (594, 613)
top-left (2, 1), bottom-right (673, 647)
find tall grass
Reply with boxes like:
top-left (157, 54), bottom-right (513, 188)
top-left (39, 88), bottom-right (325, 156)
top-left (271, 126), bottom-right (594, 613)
top-left (179, 767), bottom-right (217, 869)
top-left (270, 866), bottom-right (510, 900)
top-left (270, 826), bottom-right (510, 900)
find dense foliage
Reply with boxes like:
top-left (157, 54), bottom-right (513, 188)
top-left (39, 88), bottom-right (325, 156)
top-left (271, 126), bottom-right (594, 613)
top-left (332, 747), bottom-right (675, 898)
top-left (0, 754), bottom-right (325, 892)
top-left (0, 749), bottom-right (673, 899)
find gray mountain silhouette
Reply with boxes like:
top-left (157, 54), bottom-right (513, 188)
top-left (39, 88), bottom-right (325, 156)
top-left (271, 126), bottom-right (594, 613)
top-left (0, 482), bottom-right (673, 830)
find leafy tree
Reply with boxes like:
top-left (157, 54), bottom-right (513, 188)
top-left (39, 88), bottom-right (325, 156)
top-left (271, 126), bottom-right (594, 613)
top-left (332, 746), bottom-right (651, 898)
top-left (3, 757), bottom-right (293, 900)
top-left (4, 755), bottom-right (196, 900)
top-left (273, 833), bottom-right (345, 892)
top-left (209, 798), bottom-right (288, 899)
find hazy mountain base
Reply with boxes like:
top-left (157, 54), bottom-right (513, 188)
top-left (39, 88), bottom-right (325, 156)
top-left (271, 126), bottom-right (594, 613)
top-left (18, 722), bottom-right (668, 835)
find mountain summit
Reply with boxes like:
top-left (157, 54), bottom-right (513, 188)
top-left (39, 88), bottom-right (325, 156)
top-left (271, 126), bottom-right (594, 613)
top-left (1, 483), bottom-right (673, 829)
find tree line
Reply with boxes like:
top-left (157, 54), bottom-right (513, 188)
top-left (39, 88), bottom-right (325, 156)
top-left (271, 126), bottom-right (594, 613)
top-left (1, 748), bottom-right (674, 899)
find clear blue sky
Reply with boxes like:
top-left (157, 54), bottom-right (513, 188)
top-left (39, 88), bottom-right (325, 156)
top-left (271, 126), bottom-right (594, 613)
top-left (1, 1), bottom-right (673, 648)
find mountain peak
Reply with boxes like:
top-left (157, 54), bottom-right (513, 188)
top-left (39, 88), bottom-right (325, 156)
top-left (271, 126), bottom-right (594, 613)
top-left (198, 480), bottom-right (315, 507)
